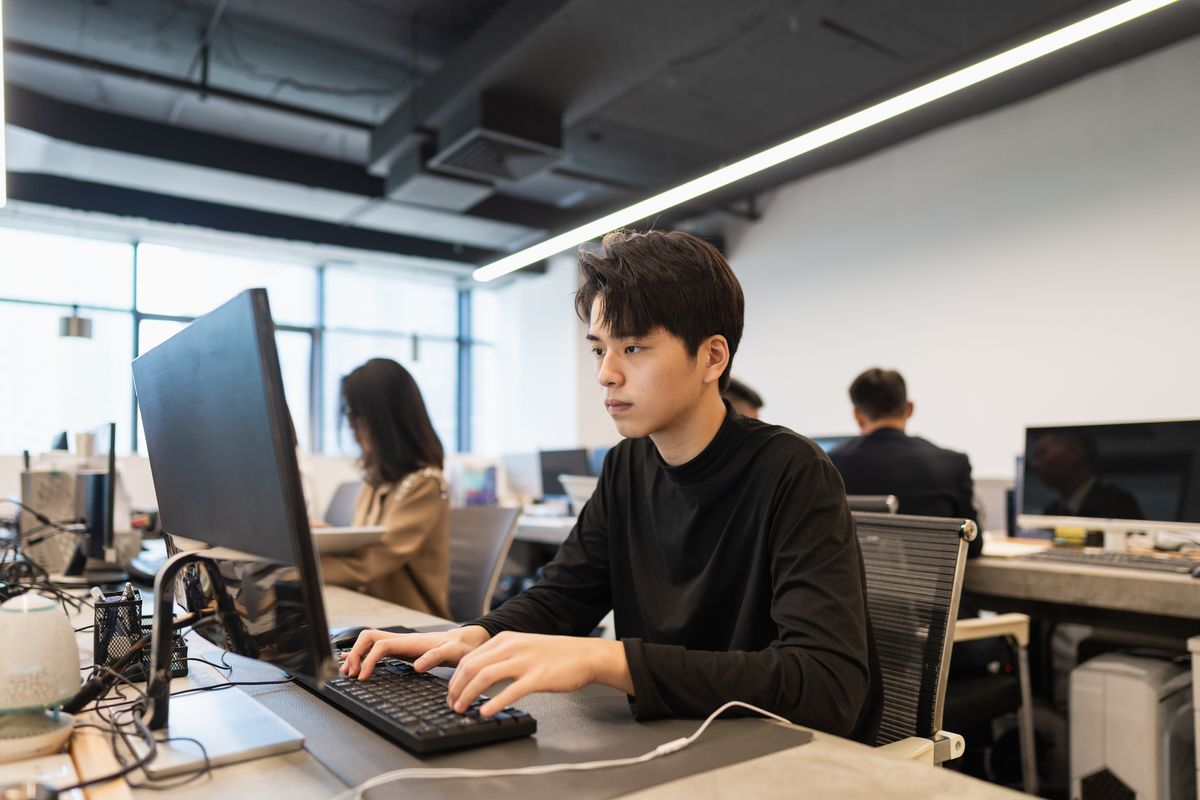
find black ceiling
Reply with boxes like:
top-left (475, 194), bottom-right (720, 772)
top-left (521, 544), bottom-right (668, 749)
top-left (4, 0), bottom-right (1199, 274)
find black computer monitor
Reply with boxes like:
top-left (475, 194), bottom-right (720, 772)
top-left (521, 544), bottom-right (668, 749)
top-left (132, 288), bottom-right (334, 685)
top-left (811, 434), bottom-right (856, 454)
top-left (539, 448), bottom-right (590, 498)
top-left (1019, 419), bottom-right (1200, 532)
top-left (78, 422), bottom-right (117, 560)
top-left (57, 422), bottom-right (121, 582)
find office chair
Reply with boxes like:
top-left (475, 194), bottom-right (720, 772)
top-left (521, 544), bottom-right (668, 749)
top-left (447, 506), bottom-right (520, 622)
top-left (852, 511), bottom-right (972, 765)
top-left (324, 481), bottom-right (362, 527)
top-left (847, 494), bottom-right (899, 514)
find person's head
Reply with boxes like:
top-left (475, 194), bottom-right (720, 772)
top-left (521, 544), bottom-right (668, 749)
top-left (340, 358), bottom-right (444, 486)
top-left (575, 229), bottom-right (744, 441)
top-left (848, 368), bottom-right (913, 433)
top-left (1031, 431), bottom-right (1096, 493)
top-left (723, 378), bottom-right (763, 419)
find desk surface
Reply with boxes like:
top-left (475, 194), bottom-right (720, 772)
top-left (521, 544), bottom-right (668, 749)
top-left (966, 548), bottom-right (1200, 634)
top-left (66, 586), bottom-right (1023, 800)
top-left (515, 514), bottom-right (575, 546)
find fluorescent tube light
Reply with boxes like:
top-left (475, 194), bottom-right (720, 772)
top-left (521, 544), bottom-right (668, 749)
top-left (474, 0), bottom-right (1179, 282)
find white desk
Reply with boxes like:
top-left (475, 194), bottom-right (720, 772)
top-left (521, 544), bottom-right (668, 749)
top-left (63, 586), bottom-right (1023, 799)
top-left (514, 514), bottom-right (575, 546)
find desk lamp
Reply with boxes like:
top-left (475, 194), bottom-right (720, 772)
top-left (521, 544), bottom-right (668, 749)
top-left (0, 594), bottom-right (80, 763)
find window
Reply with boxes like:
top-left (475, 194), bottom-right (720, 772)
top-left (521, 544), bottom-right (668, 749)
top-left (0, 223), bottom-right (474, 458)
top-left (324, 269), bottom-right (458, 336)
top-left (137, 244), bottom-right (317, 326)
top-left (0, 228), bottom-right (132, 309)
top-left (0, 303), bottom-right (134, 454)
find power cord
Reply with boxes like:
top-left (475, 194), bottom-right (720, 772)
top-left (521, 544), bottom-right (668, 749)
top-left (330, 701), bottom-right (797, 800)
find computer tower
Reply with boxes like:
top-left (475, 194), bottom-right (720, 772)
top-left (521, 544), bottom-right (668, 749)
top-left (1071, 653), bottom-right (1195, 800)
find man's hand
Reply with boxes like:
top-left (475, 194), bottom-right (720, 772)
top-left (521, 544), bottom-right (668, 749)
top-left (340, 626), bottom-right (492, 680)
top-left (446, 632), bottom-right (632, 717)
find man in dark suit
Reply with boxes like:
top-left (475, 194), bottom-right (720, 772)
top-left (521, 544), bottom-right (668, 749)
top-left (829, 367), bottom-right (981, 557)
top-left (832, 368), bottom-right (1005, 779)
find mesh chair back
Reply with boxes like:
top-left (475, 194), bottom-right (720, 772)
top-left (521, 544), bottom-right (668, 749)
top-left (847, 495), bottom-right (899, 514)
top-left (853, 511), bottom-right (974, 745)
top-left (448, 506), bottom-right (520, 622)
top-left (324, 481), bottom-right (362, 527)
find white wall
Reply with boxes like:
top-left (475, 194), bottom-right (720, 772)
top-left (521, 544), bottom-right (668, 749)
top-left (475, 254), bottom-right (620, 457)
top-left (725, 34), bottom-right (1200, 478)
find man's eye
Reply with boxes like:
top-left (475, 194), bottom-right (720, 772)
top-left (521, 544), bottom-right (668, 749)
top-left (625, 346), bottom-right (641, 354)
top-left (591, 348), bottom-right (604, 357)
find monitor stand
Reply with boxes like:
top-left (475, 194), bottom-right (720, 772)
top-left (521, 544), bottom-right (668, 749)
top-left (137, 549), bottom-right (304, 776)
top-left (123, 686), bottom-right (304, 778)
top-left (49, 542), bottom-right (127, 587)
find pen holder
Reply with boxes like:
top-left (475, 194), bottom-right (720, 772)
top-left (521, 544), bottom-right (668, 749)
top-left (93, 589), bottom-right (143, 674)
top-left (92, 590), bottom-right (188, 680)
top-left (136, 615), bottom-right (188, 681)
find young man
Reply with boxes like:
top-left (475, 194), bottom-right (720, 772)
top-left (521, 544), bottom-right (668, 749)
top-left (341, 230), bottom-right (882, 742)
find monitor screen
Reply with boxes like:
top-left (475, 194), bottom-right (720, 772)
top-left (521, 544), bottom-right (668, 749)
top-left (78, 422), bottom-right (116, 559)
top-left (811, 434), bottom-right (856, 454)
top-left (539, 448), bottom-right (590, 497)
top-left (132, 288), bottom-right (332, 682)
top-left (1020, 420), bottom-right (1200, 527)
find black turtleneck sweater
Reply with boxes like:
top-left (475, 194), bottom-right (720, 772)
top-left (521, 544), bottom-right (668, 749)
top-left (471, 407), bottom-right (882, 743)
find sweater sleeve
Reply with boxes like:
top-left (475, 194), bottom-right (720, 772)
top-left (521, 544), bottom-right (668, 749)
top-left (319, 476), bottom-right (446, 588)
top-left (468, 471), bottom-right (612, 638)
top-left (622, 456), bottom-right (875, 740)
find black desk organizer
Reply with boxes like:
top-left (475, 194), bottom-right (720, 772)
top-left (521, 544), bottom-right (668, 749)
top-left (93, 588), bottom-right (188, 681)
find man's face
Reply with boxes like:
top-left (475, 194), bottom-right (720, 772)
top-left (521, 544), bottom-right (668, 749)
top-left (1031, 433), bottom-right (1086, 489)
top-left (588, 297), bottom-right (710, 440)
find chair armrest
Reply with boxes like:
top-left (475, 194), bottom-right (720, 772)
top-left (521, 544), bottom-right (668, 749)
top-left (953, 612), bottom-right (1030, 647)
top-left (876, 731), bottom-right (965, 765)
top-left (877, 737), bottom-right (935, 764)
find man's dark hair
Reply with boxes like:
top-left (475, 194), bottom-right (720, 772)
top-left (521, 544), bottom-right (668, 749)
top-left (341, 358), bottom-right (444, 486)
top-left (574, 229), bottom-right (744, 391)
top-left (723, 377), bottom-right (763, 410)
top-left (848, 368), bottom-right (908, 420)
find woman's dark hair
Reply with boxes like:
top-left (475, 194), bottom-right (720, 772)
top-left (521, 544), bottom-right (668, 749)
top-left (848, 367), bottom-right (908, 420)
top-left (340, 358), bottom-right (444, 486)
top-left (574, 229), bottom-right (744, 391)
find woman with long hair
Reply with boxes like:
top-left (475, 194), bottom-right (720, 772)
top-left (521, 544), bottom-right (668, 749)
top-left (319, 358), bottom-right (450, 616)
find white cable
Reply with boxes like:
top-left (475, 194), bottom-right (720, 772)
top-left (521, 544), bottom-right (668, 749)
top-left (330, 700), bottom-right (796, 800)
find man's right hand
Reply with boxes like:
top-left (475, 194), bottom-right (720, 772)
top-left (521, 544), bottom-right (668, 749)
top-left (339, 626), bottom-right (492, 681)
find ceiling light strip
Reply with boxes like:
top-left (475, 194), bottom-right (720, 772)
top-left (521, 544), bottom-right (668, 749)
top-left (473, 0), bottom-right (1178, 282)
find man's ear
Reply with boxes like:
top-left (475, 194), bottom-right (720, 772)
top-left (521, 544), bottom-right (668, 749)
top-left (905, 401), bottom-right (915, 420)
top-left (700, 335), bottom-right (730, 385)
top-left (853, 409), bottom-right (867, 431)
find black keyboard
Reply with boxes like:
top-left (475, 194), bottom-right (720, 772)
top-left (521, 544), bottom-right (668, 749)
top-left (318, 654), bottom-right (537, 754)
top-left (1024, 549), bottom-right (1198, 574)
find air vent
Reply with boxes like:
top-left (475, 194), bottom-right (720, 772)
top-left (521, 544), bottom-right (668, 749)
top-left (428, 91), bottom-right (562, 185)
top-left (433, 133), bottom-right (558, 183)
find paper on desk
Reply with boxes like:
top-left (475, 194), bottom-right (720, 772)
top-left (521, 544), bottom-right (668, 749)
top-left (0, 753), bottom-right (85, 799)
top-left (982, 538), bottom-right (1053, 558)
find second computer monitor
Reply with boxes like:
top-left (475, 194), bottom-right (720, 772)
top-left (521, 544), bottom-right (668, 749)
top-left (77, 422), bottom-right (117, 560)
top-left (539, 448), bottom-right (590, 498)
top-left (1019, 419), bottom-right (1200, 532)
